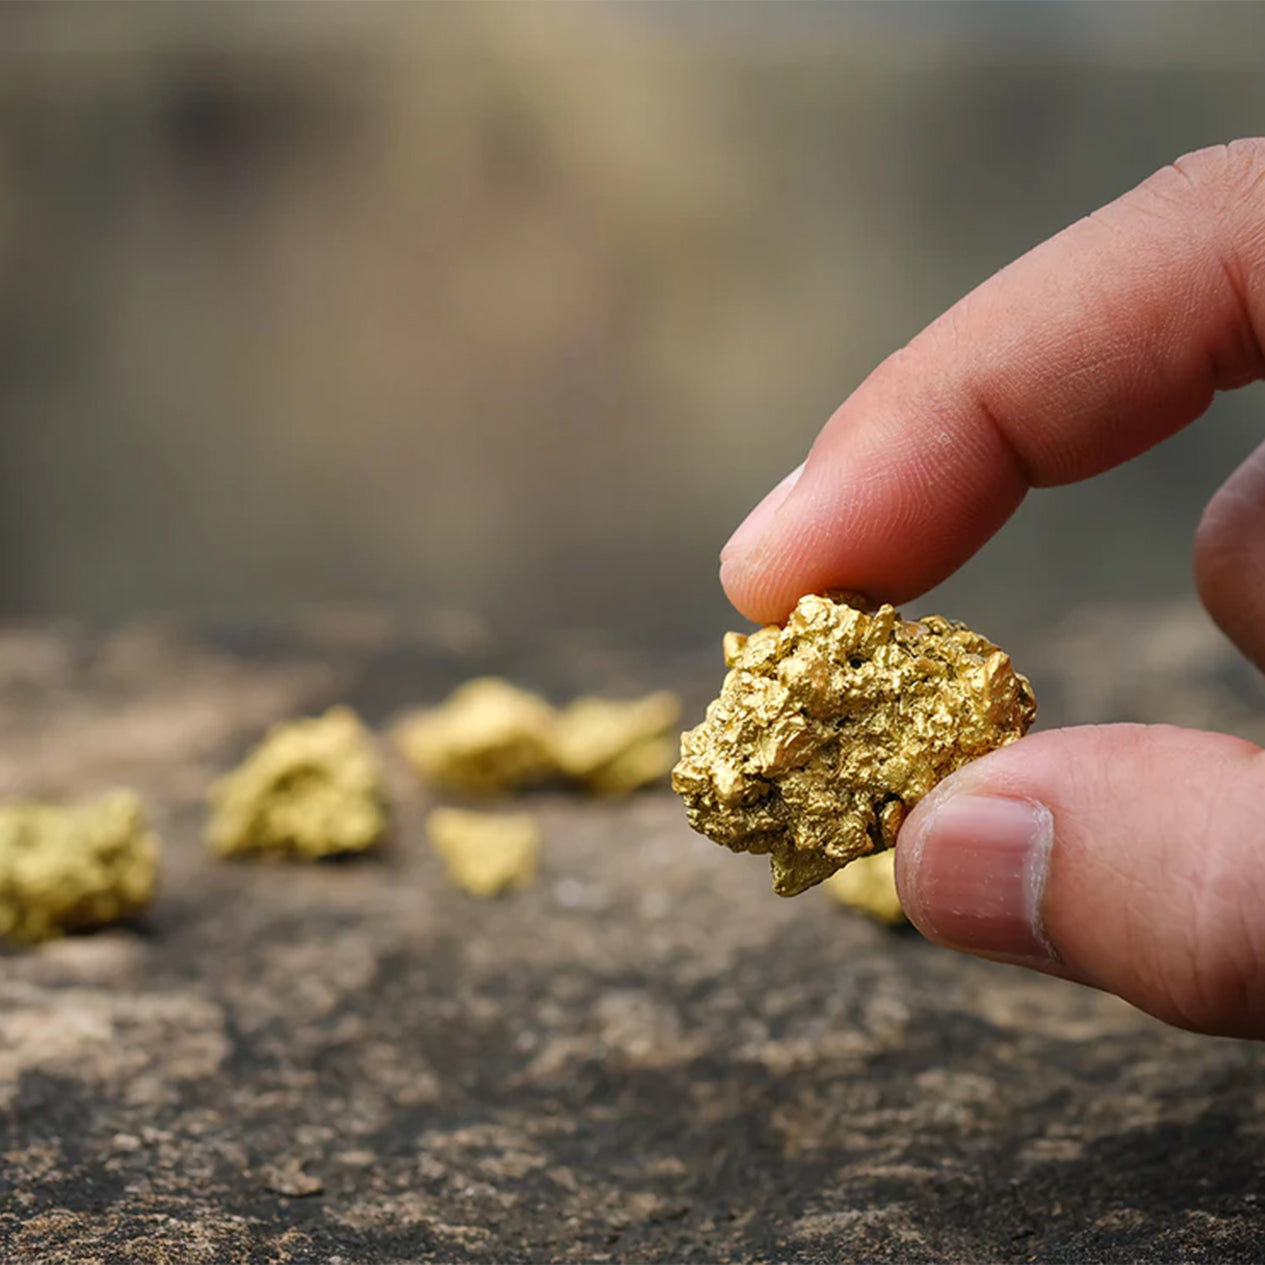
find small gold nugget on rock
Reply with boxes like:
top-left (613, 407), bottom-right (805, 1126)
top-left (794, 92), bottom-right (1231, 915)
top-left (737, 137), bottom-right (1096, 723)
top-left (823, 850), bottom-right (906, 925)
top-left (673, 593), bottom-right (1036, 896)
top-left (0, 790), bottom-right (159, 945)
top-left (426, 807), bottom-right (540, 897)
top-left (396, 678), bottom-right (680, 797)
top-left (208, 707), bottom-right (386, 859)
top-left (552, 691), bottom-right (681, 796)
top-left (396, 678), bottom-right (558, 796)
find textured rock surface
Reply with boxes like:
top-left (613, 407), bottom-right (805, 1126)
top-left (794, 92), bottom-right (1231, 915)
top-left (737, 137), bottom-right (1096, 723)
top-left (1, 604), bottom-right (1264, 1263)
top-left (674, 595), bottom-right (1036, 895)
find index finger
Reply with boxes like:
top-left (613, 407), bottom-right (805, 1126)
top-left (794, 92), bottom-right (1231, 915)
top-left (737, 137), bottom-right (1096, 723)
top-left (720, 141), bottom-right (1265, 625)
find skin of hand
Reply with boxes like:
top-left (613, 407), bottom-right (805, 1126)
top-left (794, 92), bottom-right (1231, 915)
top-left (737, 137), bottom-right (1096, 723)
top-left (720, 140), bottom-right (1265, 1039)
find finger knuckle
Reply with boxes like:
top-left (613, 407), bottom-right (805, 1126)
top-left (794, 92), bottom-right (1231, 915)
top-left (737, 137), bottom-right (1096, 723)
top-left (1158, 941), bottom-right (1265, 1037)
top-left (1144, 139), bottom-right (1265, 217)
top-left (1158, 755), bottom-right (1265, 1035)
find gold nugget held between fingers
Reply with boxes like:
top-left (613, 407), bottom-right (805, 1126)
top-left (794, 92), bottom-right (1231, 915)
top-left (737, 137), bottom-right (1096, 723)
top-left (427, 807), bottom-right (541, 897)
top-left (0, 790), bottom-right (160, 946)
top-left (208, 706), bottom-right (387, 859)
top-left (672, 593), bottom-right (1036, 896)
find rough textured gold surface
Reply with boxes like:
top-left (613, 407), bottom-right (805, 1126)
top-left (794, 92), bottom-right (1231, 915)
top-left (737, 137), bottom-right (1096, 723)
top-left (673, 593), bottom-right (1037, 896)
top-left (426, 807), bottom-right (541, 897)
top-left (208, 707), bottom-right (386, 859)
top-left (552, 691), bottom-right (681, 795)
top-left (397, 679), bottom-right (680, 797)
top-left (823, 849), bottom-right (906, 925)
top-left (0, 790), bottom-right (159, 945)
top-left (395, 678), bottom-right (558, 796)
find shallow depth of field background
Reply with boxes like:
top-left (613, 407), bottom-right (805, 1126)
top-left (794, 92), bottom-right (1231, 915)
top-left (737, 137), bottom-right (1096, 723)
top-left (3, 0), bottom-right (1265, 656)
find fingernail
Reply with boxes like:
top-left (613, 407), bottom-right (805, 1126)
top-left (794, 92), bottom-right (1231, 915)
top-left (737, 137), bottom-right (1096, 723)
top-left (720, 462), bottom-right (805, 566)
top-left (901, 794), bottom-right (1056, 965)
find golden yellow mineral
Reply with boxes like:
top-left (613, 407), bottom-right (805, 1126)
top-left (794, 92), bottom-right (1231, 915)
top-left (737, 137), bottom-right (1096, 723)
top-left (673, 593), bottom-right (1036, 896)
top-left (208, 706), bottom-right (386, 859)
top-left (0, 790), bottom-right (160, 946)
top-left (426, 807), bottom-right (541, 897)
top-left (396, 678), bottom-right (681, 797)
top-left (395, 677), bottom-right (557, 796)
top-left (823, 849), bottom-right (906, 925)
top-left (552, 691), bottom-right (681, 796)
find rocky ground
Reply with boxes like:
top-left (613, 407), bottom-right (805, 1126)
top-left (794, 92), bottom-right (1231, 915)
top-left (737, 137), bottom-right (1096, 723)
top-left (1, 601), bottom-right (1263, 1264)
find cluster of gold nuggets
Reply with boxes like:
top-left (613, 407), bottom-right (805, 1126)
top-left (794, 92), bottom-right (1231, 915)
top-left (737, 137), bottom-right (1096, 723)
top-left (394, 679), bottom-right (681, 896)
top-left (0, 593), bottom-right (1034, 945)
top-left (0, 679), bottom-right (681, 944)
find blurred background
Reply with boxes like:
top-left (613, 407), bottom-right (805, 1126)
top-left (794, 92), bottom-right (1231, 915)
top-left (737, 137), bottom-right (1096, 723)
top-left (3, 0), bottom-right (1265, 658)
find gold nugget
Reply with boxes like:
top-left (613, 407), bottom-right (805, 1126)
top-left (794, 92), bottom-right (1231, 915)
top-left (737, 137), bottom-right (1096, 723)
top-left (673, 593), bottom-right (1036, 896)
top-left (395, 678), bottom-right (557, 796)
top-left (0, 790), bottom-right (159, 945)
top-left (426, 807), bottom-right (540, 897)
top-left (552, 691), bottom-right (681, 796)
top-left (396, 679), bottom-right (681, 797)
top-left (823, 849), bottom-right (906, 925)
top-left (208, 706), bottom-right (386, 859)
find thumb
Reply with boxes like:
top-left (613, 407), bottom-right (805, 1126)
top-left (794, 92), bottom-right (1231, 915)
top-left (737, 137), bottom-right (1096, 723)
top-left (894, 723), bottom-right (1265, 1038)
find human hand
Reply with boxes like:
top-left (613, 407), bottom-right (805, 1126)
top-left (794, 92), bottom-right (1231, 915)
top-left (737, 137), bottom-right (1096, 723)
top-left (720, 141), bottom-right (1265, 1038)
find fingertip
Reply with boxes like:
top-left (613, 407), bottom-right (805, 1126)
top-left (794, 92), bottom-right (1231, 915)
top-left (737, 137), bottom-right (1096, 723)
top-left (719, 464), bottom-right (808, 625)
top-left (720, 463), bottom-right (805, 569)
top-left (1194, 437), bottom-right (1265, 673)
top-left (718, 548), bottom-right (795, 627)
